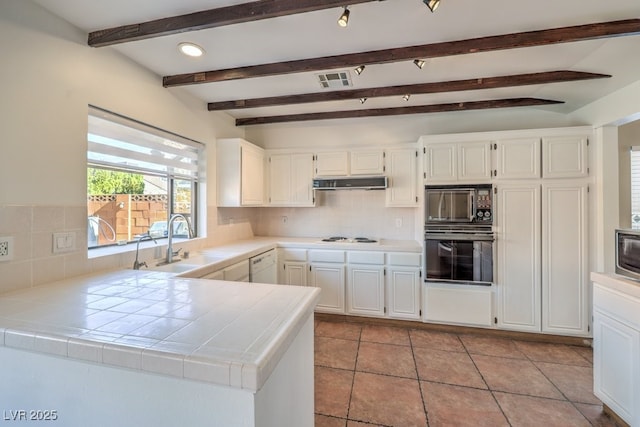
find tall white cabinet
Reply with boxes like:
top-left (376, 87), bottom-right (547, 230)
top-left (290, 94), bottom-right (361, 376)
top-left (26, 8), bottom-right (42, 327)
top-left (495, 184), bottom-right (542, 332)
top-left (493, 130), bottom-right (590, 336)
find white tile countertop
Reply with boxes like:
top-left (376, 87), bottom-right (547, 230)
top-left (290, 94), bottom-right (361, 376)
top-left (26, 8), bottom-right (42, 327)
top-left (0, 269), bottom-right (319, 392)
top-left (0, 236), bottom-right (418, 392)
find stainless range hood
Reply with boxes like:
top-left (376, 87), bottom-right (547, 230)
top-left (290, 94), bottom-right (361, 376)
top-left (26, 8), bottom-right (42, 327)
top-left (312, 176), bottom-right (388, 190)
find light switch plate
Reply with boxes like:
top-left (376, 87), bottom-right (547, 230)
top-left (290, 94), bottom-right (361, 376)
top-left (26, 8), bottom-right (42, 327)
top-left (52, 232), bottom-right (76, 254)
top-left (0, 236), bottom-right (14, 261)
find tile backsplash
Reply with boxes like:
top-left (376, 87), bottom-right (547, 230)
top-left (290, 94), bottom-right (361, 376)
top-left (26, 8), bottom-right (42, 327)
top-left (0, 205), bottom-right (88, 294)
top-left (252, 191), bottom-right (416, 240)
top-left (0, 204), bottom-right (252, 294)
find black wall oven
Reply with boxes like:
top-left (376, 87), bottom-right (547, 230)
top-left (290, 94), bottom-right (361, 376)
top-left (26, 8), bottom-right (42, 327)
top-left (424, 184), bottom-right (495, 286)
top-left (424, 231), bottom-right (494, 285)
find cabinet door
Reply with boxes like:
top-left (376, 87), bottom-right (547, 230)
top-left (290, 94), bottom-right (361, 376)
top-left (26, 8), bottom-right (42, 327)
top-left (458, 142), bottom-right (492, 181)
top-left (315, 152), bottom-right (349, 176)
top-left (290, 153), bottom-right (315, 206)
top-left (386, 148), bottom-right (418, 207)
top-left (542, 182), bottom-right (588, 335)
top-left (241, 144), bottom-right (265, 205)
top-left (495, 138), bottom-right (541, 180)
top-left (542, 136), bottom-right (589, 178)
top-left (425, 144), bottom-right (456, 182)
top-left (350, 150), bottom-right (385, 175)
top-left (309, 263), bottom-right (345, 314)
top-left (495, 184), bottom-right (541, 332)
top-left (282, 262), bottom-right (307, 286)
top-left (347, 265), bottom-right (385, 317)
top-left (387, 267), bottom-right (421, 320)
top-left (268, 154), bottom-right (291, 205)
top-left (593, 311), bottom-right (639, 426)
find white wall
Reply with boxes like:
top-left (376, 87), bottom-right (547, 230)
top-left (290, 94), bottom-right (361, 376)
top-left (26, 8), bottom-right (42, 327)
top-left (0, 0), bottom-right (249, 293)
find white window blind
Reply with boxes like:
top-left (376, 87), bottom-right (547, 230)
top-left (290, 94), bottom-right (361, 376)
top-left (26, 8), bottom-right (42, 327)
top-left (631, 146), bottom-right (640, 229)
top-left (87, 106), bottom-right (201, 179)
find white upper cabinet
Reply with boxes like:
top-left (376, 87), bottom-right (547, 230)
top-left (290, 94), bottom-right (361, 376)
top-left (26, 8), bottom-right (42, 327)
top-left (458, 142), bottom-right (492, 181)
top-left (268, 152), bottom-right (314, 207)
top-left (424, 141), bottom-right (491, 183)
top-left (494, 137), bottom-right (541, 180)
top-left (350, 149), bottom-right (385, 175)
top-left (315, 151), bottom-right (349, 176)
top-left (425, 144), bottom-right (456, 182)
top-left (217, 138), bottom-right (265, 207)
top-left (542, 135), bottom-right (589, 178)
top-left (386, 148), bottom-right (418, 207)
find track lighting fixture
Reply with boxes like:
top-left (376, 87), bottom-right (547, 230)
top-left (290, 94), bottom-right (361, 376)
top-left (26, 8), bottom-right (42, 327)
top-left (403, 94), bottom-right (411, 101)
top-left (423, 0), bottom-right (440, 12)
top-left (337, 7), bottom-right (350, 27)
top-left (413, 59), bottom-right (426, 69)
top-left (359, 98), bottom-right (367, 104)
top-left (354, 65), bottom-right (365, 75)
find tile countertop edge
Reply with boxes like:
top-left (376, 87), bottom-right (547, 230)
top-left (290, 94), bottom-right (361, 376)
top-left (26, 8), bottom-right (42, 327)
top-left (241, 286), bottom-right (321, 391)
top-left (0, 279), bottom-right (321, 393)
top-left (591, 272), bottom-right (640, 299)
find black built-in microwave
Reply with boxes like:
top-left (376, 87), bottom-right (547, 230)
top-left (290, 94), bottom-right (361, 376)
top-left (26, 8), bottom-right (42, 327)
top-left (425, 184), bottom-right (493, 227)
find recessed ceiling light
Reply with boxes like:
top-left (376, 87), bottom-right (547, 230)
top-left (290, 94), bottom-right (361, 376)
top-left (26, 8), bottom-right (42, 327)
top-left (178, 42), bottom-right (205, 57)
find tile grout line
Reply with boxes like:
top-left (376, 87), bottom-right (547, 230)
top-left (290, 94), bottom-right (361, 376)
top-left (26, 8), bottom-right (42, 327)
top-left (408, 328), bottom-right (431, 427)
top-left (458, 334), bottom-right (513, 427)
top-left (344, 325), bottom-right (363, 425)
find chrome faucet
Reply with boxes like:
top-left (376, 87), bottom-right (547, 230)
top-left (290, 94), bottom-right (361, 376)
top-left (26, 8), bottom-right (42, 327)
top-left (164, 214), bottom-right (194, 265)
top-left (133, 235), bottom-right (156, 270)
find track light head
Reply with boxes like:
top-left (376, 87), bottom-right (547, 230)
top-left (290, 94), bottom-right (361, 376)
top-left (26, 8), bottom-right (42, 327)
top-left (423, 0), bottom-right (440, 12)
top-left (354, 65), bottom-right (366, 75)
top-left (337, 7), bottom-right (350, 27)
top-left (413, 59), bottom-right (426, 69)
top-left (403, 94), bottom-right (411, 101)
top-left (359, 98), bottom-right (367, 104)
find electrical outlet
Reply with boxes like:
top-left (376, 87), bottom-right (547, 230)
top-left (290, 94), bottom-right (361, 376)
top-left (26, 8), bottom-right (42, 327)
top-left (0, 236), bottom-right (14, 261)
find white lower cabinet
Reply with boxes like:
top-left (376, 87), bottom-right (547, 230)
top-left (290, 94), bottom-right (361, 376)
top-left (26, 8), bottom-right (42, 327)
top-left (423, 283), bottom-right (493, 327)
top-left (308, 250), bottom-right (346, 314)
top-left (278, 248), bottom-right (308, 286)
top-left (386, 253), bottom-right (421, 320)
top-left (347, 252), bottom-right (385, 317)
top-left (592, 276), bottom-right (640, 426)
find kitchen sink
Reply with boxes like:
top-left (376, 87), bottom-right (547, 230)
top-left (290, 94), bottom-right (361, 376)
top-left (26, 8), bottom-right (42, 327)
top-left (151, 262), bottom-right (202, 273)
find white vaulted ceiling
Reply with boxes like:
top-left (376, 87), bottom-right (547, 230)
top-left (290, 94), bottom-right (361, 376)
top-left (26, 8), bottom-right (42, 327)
top-left (32, 0), bottom-right (640, 126)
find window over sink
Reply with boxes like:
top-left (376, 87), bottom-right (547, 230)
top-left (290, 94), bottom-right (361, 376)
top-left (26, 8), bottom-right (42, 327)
top-left (86, 106), bottom-right (202, 251)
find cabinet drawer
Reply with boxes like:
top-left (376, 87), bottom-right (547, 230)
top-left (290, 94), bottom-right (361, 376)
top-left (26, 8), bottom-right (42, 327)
top-left (348, 251), bottom-right (385, 265)
top-left (387, 252), bottom-right (421, 267)
top-left (309, 250), bottom-right (345, 263)
top-left (280, 248), bottom-right (307, 262)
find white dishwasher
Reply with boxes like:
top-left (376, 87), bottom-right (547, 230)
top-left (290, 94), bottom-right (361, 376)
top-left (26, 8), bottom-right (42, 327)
top-left (249, 249), bottom-right (277, 284)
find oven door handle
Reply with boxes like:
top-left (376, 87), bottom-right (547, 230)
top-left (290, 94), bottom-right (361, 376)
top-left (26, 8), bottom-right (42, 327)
top-left (425, 233), bottom-right (494, 241)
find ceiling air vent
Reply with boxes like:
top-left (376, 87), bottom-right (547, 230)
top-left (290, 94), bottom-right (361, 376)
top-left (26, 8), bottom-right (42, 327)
top-left (316, 71), bottom-right (352, 89)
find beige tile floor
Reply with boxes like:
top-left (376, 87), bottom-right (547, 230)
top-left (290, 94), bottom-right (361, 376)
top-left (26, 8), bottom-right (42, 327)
top-left (314, 319), bottom-right (621, 427)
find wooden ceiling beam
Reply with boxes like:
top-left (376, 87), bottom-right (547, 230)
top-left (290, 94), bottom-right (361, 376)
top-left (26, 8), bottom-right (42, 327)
top-left (235, 98), bottom-right (564, 126)
top-left (164, 18), bottom-right (640, 87)
top-left (88, 0), bottom-right (378, 47)
top-left (207, 70), bottom-right (609, 110)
